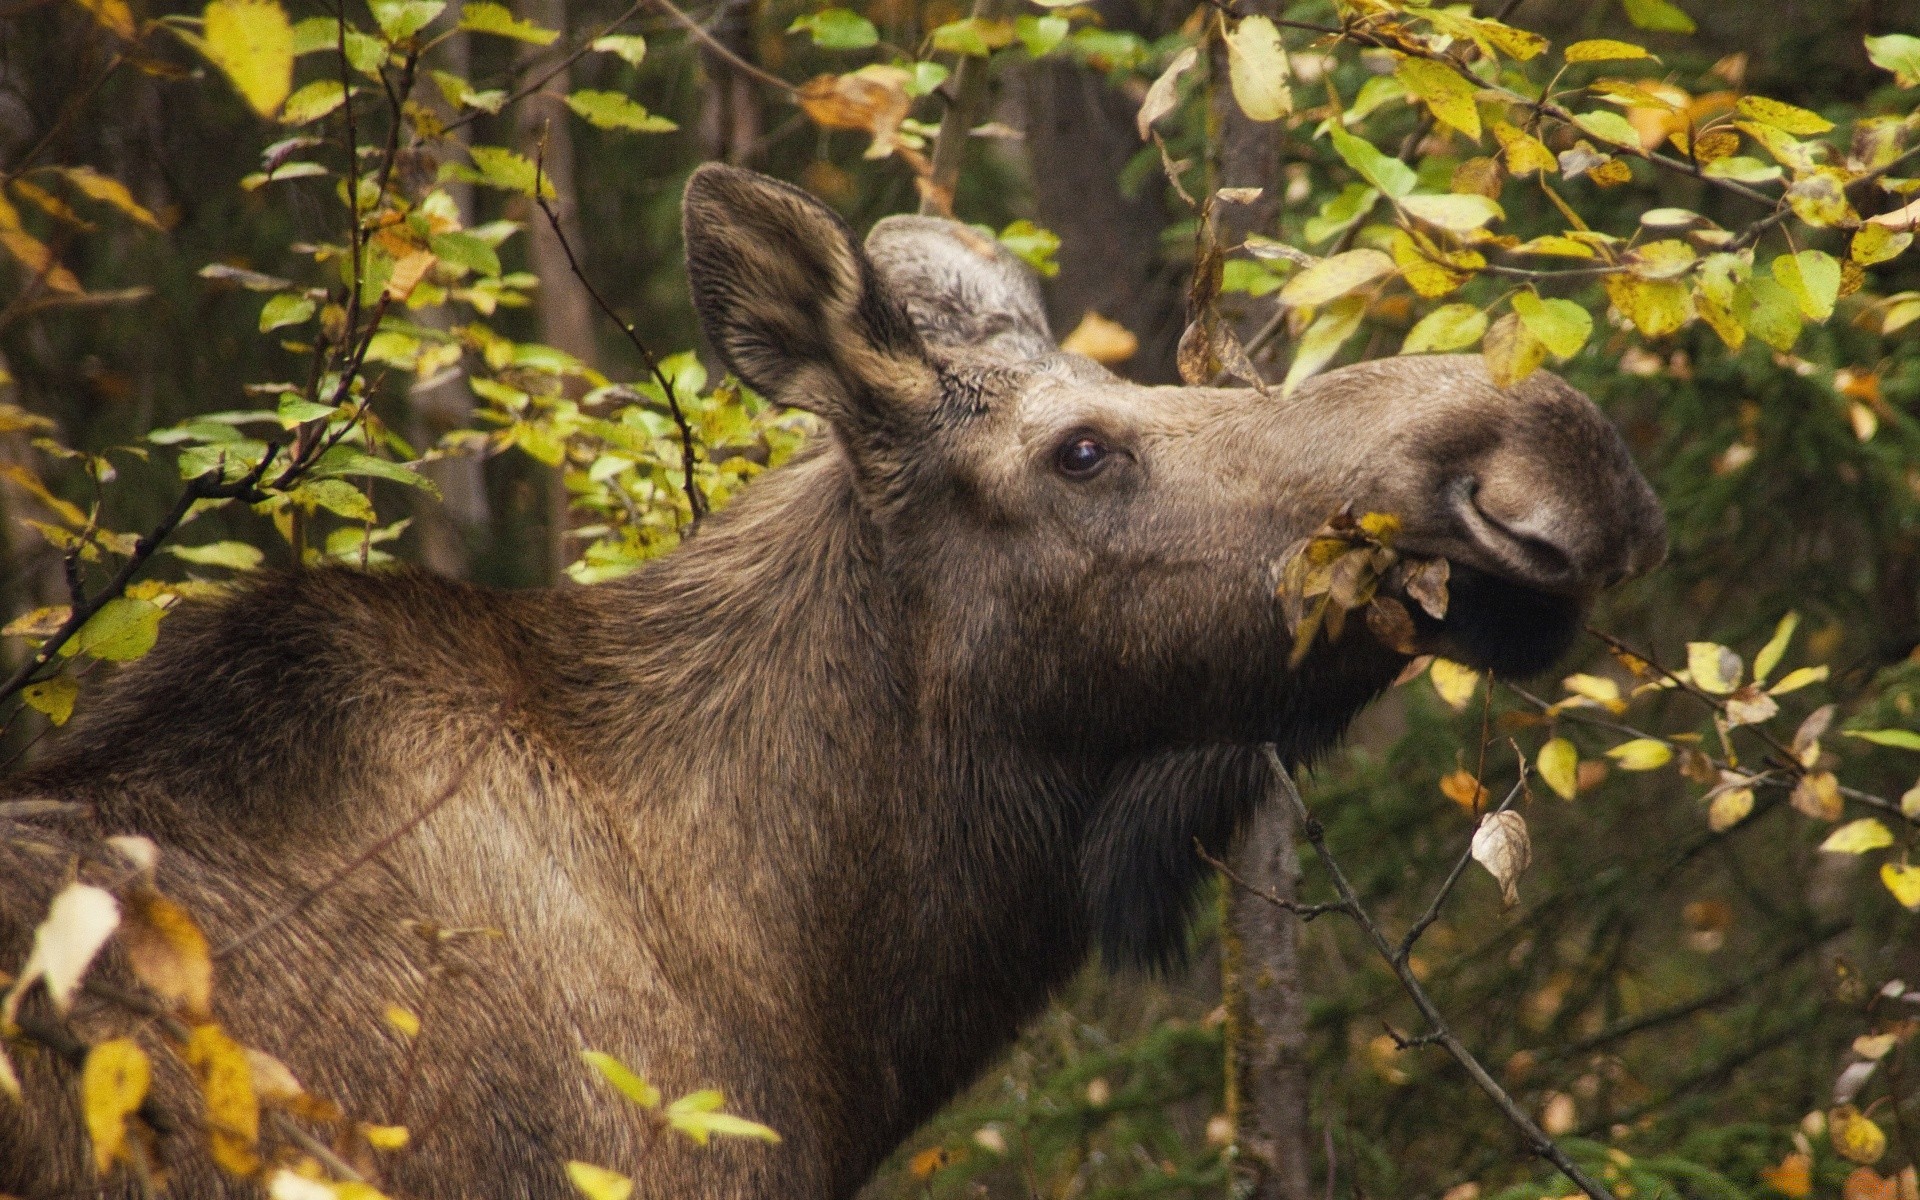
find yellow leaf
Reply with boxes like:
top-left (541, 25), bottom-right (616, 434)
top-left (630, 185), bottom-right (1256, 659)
top-left (82, 1038), bottom-right (151, 1174)
top-left (1770, 664), bottom-right (1829, 695)
top-left (1708, 786), bottom-right (1754, 831)
top-left (1881, 863), bottom-right (1920, 910)
top-left (385, 1003), bottom-right (420, 1037)
top-left (1753, 612), bottom-right (1799, 684)
top-left (55, 167), bottom-right (164, 230)
top-left (1492, 121), bottom-right (1557, 175)
top-left (1792, 771), bottom-right (1843, 821)
top-left (1396, 57), bottom-right (1480, 140)
top-left (1853, 224), bottom-right (1912, 267)
top-left (664, 1089), bottom-right (782, 1145)
top-left (1566, 39), bottom-right (1653, 62)
top-left (1562, 673), bottom-right (1623, 708)
top-left (1686, 641), bottom-right (1742, 693)
top-left (1430, 658), bottom-right (1480, 710)
top-left (1060, 312), bottom-right (1138, 365)
top-left (70, 0), bottom-right (137, 38)
top-left (1224, 16), bottom-right (1290, 122)
top-left (1832, 1104), bottom-right (1889, 1165)
top-left (567, 1162), bottom-right (634, 1200)
top-left (1482, 312), bottom-right (1547, 387)
top-left (186, 1024), bottom-right (260, 1176)
top-left (1823, 818), bottom-right (1895, 854)
top-left (1402, 303), bottom-right (1487, 354)
top-left (1856, 1034), bottom-right (1899, 1060)
top-left (1607, 739), bottom-right (1672, 770)
top-left (1400, 193), bottom-right (1504, 232)
top-left (1538, 737), bottom-right (1579, 800)
top-left (123, 887), bottom-right (213, 1020)
top-left (0, 226), bottom-right (83, 294)
top-left (1280, 249), bottom-right (1394, 308)
top-left (363, 1123), bottom-right (409, 1149)
top-left (1737, 94), bottom-right (1834, 136)
top-left (22, 676), bottom-right (77, 725)
top-left (1604, 274), bottom-right (1693, 338)
top-left (202, 0), bottom-right (295, 117)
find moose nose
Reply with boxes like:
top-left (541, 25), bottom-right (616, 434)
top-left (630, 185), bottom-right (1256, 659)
top-left (1448, 474), bottom-right (1666, 597)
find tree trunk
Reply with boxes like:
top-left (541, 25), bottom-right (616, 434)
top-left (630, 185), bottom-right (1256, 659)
top-left (1210, 11), bottom-right (1314, 1195)
top-left (513, 0), bottom-right (599, 584)
top-left (697, 0), bottom-right (763, 165)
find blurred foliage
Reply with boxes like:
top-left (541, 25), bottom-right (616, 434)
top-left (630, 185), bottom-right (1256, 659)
top-left (6, 0), bottom-right (1920, 1195)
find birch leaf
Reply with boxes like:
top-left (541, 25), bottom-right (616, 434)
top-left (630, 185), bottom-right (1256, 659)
top-left (1471, 810), bottom-right (1531, 907)
top-left (1822, 818), bottom-right (1895, 854)
top-left (1538, 737), bottom-right (1579, 800)
top-left (201, 0), bottom-right (295, 117)
top-left (1, 882), bottom-right (120, 1024)
top-left (1224, 16), bottom-right (1290, 122)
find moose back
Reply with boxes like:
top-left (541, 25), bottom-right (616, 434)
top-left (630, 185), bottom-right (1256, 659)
top-left (0, 165), bottom-right (1665, 1198)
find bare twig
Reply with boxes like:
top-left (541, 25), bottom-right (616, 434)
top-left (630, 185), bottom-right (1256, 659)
top-left (919, 0), bottom-right (1006, 216)
top-left (440, 0), bottom-right (660, 135)
top-left (1260, 745), bottom-right (1620, 1200)
top-left (531, 149), bottom-right (707, 522)
top-left (1198, 837), bottom-right (1352, 920)
top-left (644, 0), bottom-right (798, 97)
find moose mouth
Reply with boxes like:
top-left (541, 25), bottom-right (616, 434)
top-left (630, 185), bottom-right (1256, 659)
top-left (1406, 560), bottom-right (1584, 680)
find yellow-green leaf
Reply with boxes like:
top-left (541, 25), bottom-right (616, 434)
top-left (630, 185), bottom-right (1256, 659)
top-left (1736, 95), bottom-right (1834, 136)
top-left (1279, 249), bottom-right (1394, 308)
top-left (1573, 109), bottom-right (1642, 148)
top-left (1538, 737), bottom-right (1578, 800)
top-left (1565, 39), bottom-right (1652, 63)
top-left (259, 293), bottom-right (314, 332)
top-left (582, 1050), bottom-right (661, 1109)
top-left (1769, 664), bottom-right (1829, 695)
top-left (1430, 657), bottom-right (1479, 710)
top-left (1604, 274), bottom-right (1693, 338)
top-left (1402, 304), bottom-right (1487, 354)
top-left (69, 598), bottom-right (164, 663)
top-left (1853, 224), bottom-right (1912, 267)
top-left (1882, 863), bottom-right (1920, 909)
top-left (1831, 1105), bottom-right (1888, 1165)
top-left (82, 1039), bottom-right (151, 1174)
top-left (1866, 33), bottom-right (1920, 88)
top-left (22, 676), bottom-right (77, 725)
top-left (1492, 121), bottom-right (1557, 175)
top-left (1742, 274), bottom-right (1803, 351)
top-left (591, 34), bottom-right (647, 66)
top-left (565, 90), bottom-right (678, 133)
top-left (1395, 57), bottom-right (1480, 140)
top-left (368, 0), bottom-right (443, 42)
top-left (363, 1123), bottom-right (409, 1149)
top-left (1752, 611), bottom-right (1798, 684)
top-left (1708, 786), bottom-right (1754, 831)
top-left (1607, 738), bottom-right (1672, 770)
top-left (1772, 250), bottom-right (1841, 322)
top-left (1482, 311), bottom-right (1547, 387)
top-left (664, 1090), bottom-right (781, 1146)
top-left (459, 0), bottom-right (558, 43)
top-left (1622, 0), bottom-right (1694, 33)
top-left (1225, 16), bottom-right (1291, 122)
top-left (567, 1162), bottom-right (633, 1200)
top-left (384, 1003), bottom-right (420, 1037)
top-left (186, 1023), bottom-right (259, 1175)
top-left (1330, 126), bottom-right (1417, 199)
top-left (1510, 291), bottom-right (1592, 360)
top-left (279, 79), bottom-right (346, 125)
top-left (1847, 728), bottom-right (1920, 751)
top-left (1822, 818), bottom-right (1895, 854)
top-left (202, 0), bottom-right (295, 117)
top-left (1280, 295), bottom-right (1364, 395)
top-left (1400, 193), bottom-right (1503, 232)
top-left (55, 167), bottom-right (162, 229)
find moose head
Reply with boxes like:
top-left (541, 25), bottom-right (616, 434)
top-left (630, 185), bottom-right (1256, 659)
top-left (0, 165), bottom-right (1665, 1200)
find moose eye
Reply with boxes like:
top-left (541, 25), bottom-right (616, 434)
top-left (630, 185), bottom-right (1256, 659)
top-left (1054, 436), bottom-right (1110, 478)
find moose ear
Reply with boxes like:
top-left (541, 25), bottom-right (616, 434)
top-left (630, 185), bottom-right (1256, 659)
top-left (865, 216), bottom-right (1055, 360)
top-left (682, 164), bottom-right (935, 431)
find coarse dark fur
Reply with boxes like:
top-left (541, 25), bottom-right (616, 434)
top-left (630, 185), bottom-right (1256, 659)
top-left (0, 165), bottom-right (1666, 1199)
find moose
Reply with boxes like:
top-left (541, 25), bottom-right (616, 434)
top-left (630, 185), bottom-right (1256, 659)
top-left (0, 164), bottom-right (1665, 1198)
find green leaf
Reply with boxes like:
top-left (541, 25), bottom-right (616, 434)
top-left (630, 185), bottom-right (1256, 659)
top-left (1401, 303), bottom-right (1487, 354)
top-left (1772, 250), bottom-right (1840, 321)
top-left (1847, 729), bottom-right (1920, 751)
top-left (1224, 15), bottom-right (1290, 122)
top-left (1573, 109), bottom-right (1642, 148)
top-left (1821, 818), bottom-right (1895, 854)
top-left (69, 598), bottom-right (164, 663)
top-left (1736, 95), bottom-right (1833, 136)
top-left (459, 145), bottom-right (557, 199)
top-left (995, 220), bottom-right (1059, 278)
top-left (931, 18), bottom-right (999, 56)
top-left (787, 8), bottom-right (877, 49)
top-left (1279, 249), bottom-right (1394, 308)
top-left (22, 677), bottom-right (77, 725)
top-left (1621, 0), bottom-right (1695, 34)
top-left (1281, 295), bottom-right (1365, 395)
top-left (429, 231), bottom-right (500, 278)
top-left (459, 0), bottom-right (558, 44)
top-left (290, 478), bottom-right (374, 521)
top-left (259, 293), bottom-right (315, 332)
top-left (1510, 291), bottom-right (1592, 359)
top-left (308, 446), bottom-right (441, 496)
top-left (566, 1162), bottom-right (633, 1200)
top-left (201, 0), bottom-right (295, 116)
top-left (1015, 14), bottom-right (1068, 57)
top-left (1867, 33), bottom-right (1920, 88)
top-left (565, 90), bottom-right (678, 133)
top-left (1752, 611), bottom-right (1798, 685)
top-left (368, 0), bottom-right (442, 42)
top-left (1328, 126), bottom-right (1416, 200)
top-left (1741, 274), bottom-right (1802, 351)
top-left (279, 79), bottom-right (346, 125)
top-left (581, 1051), bottom-right (660, 1109)
top-left (590, 34), bottom-right (647, 66)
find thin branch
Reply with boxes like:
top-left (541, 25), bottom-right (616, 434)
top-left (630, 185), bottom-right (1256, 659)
top-left (440, 0), bottom-right (657, 135)
top-left (1398, 773), bottom-right (1526, 963)
top-left (919, 0), bottom-right (1006, 216)
top-left (531, 149), bottom-right (707, 522)
top-left (1197, 837), bottom-right (1353, 921)
top-left (644, 0), bottom-right (798, 97)
top-left (1261, 745), bottom-right (1620, 1200)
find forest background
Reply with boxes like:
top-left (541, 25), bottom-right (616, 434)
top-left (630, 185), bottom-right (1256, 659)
top-left (5, 0), bottom-right (1920, 1197)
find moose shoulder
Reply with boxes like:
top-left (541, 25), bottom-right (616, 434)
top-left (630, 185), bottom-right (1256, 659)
top-left (0, 165), bottom-right (1665, 1199)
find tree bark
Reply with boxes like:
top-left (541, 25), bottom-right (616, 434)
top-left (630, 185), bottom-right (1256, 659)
top-left (696, 0), bottom-right (763, 165)
top-left (513, 0), bottom-right (599, 584)
top-left (1209, 10), bottom-right (1314, 1195)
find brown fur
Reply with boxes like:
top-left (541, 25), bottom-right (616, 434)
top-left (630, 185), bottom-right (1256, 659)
top-left (0, 166), bottom-right (1665, 1198)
